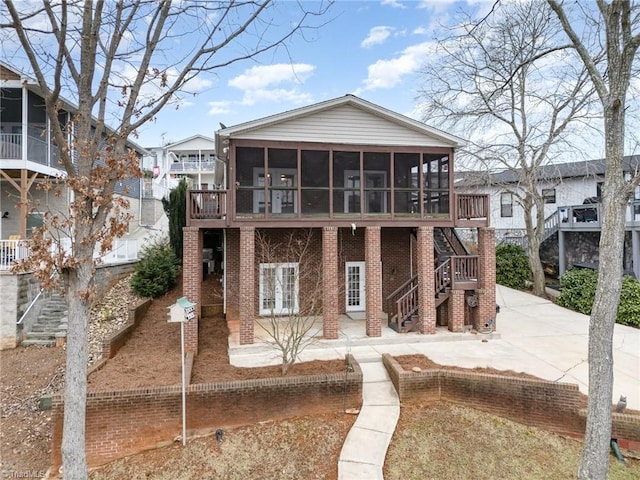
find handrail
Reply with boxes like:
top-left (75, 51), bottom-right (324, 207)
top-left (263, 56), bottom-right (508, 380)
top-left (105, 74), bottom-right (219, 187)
top-left (441, 227), bottom-right (468, 255)
top-left (386, 274), bottom-right (417, 327)
top-left (17, 270), bottom-right (59, 325)
top-left (434, 258), bottom-right (451, 295)
top-left (541, 210), bottom-right (560, 242)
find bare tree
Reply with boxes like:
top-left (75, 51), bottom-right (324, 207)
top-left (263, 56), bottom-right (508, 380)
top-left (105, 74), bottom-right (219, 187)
top-left (417, 0), bottom-right (598, 296)
top-left (255, 229), bottom-right (322, 374)
top-left (0, 1), bottom-right (330, 478)
top-left (547, 1), bottom-right (640, 478)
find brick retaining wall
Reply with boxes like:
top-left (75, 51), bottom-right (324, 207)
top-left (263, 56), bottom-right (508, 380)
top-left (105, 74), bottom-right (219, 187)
top-left (50, 355), bottom-right (362, 469)
top-left (383, 354), bottom-right (640, 452)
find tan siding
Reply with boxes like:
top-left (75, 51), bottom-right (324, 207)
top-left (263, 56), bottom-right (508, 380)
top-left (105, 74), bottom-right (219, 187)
top-left (0, 66), bottom-right (20, 81)
top-left (232, 105), bottom-right (451, 147)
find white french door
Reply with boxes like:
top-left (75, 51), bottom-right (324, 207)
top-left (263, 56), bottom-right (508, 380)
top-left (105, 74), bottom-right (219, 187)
top-left (345, 261), bottom-right (366, 312)
top-left (260, 263), bottom-right (299, 315)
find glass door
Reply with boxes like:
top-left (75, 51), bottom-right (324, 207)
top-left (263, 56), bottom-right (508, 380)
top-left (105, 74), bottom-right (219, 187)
top-left (345, 261), bottom-right (366, 312)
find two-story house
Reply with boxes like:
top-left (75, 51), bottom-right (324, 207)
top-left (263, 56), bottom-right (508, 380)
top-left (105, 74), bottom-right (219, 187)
top-left (179, 95), bottom-right (495, 352)
top-left (0, 61), bottom-right (153, 267)
top-left (456, 156), bottom-right (640, 278)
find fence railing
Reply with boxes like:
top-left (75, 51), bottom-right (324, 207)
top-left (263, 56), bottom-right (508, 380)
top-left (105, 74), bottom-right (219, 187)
top-left (455, 194), bottom-right (489, 221)
top-left (0, 239), bottom-right (30, 270)
top-left (1, 238), bottom-right (139, 271)
top-left (189, 190), bottom-right (227, 220)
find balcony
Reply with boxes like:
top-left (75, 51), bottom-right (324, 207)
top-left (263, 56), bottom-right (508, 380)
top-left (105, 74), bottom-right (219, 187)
top-left (169, 160), bottom-right (216, 173)
top-left (0, 129), bottom-right (62, 170)
top-left (558, 200), bottom-right (640, 231)
top-left (187, 189), bottom-right (489, 228)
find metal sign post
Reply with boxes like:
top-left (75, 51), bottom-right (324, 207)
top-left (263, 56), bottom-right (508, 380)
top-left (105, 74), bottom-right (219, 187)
top-left (168, 296), bottom-right (196, 447)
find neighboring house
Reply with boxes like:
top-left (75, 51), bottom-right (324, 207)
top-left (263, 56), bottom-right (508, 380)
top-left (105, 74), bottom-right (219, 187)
top-left (180, 95), bottom-right (495, 353)
top-left (456, 156), bottom-right (640, 278)
top-left (143, 134), bottom-right (225, 199)
top-left (0, 61), bottom-right (164, 268)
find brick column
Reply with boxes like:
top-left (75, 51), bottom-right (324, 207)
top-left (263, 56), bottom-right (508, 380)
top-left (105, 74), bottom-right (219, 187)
top-left (239, 227), bottom-right (255, 344)
top-left (417, 226), bottom-right (436, 334)
top-left (476, 227), bottom-right (497, 332)
top-left (322, 227), bottom-right (339, 339)
top-left (183, 226), bottom-right (202, 353)
top-left (448, 290), bottom-right (465, 332)
top-left (365, 226), bottom-right (382, 337)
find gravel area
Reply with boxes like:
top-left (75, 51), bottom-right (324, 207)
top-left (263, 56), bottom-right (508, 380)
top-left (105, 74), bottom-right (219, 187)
top-left (87, 273), bottom-right (143, 365)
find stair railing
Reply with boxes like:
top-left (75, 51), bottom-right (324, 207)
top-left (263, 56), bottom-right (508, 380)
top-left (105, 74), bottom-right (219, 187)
top-left (434, 258), bottom-right (451, 295)
top-left (441, 228), bottom-right (468, 255)
top-left (17, 271), bottom-right (59, 325)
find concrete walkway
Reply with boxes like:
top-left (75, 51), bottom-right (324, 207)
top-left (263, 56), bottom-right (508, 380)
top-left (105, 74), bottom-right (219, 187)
top-left (337, 356), bottom-right (399, 480)
top-left (227, 285), bottom-right (640, 478)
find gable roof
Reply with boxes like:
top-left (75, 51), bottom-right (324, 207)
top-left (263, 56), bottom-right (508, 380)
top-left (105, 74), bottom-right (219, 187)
top-left (216, 94), bottom-right (466, 149)
top-left (457, 155), bottom-right (640, 187)
top-left (165, 134), bottom-right (214, 150)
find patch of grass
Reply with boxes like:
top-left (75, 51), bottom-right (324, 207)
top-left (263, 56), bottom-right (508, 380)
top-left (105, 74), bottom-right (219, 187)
top-left (384, 403), bottom-right (640, 480)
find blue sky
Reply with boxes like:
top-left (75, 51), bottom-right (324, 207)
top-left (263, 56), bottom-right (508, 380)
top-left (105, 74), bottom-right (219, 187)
top-left (135, 0), bottom-right (492, 147)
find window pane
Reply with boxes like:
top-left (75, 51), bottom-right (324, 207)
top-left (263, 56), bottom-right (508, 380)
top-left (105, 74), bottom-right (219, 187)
top-left (261, 266), bottom-right (276, 311)
top-left (236, 147), bottom-right (264, 187)
top-left (302, 150), bottom-right (329, 188)
top-left (281, 266), bottom-right (297, 310)
top-left (301, 189), bottom-right (329, 216)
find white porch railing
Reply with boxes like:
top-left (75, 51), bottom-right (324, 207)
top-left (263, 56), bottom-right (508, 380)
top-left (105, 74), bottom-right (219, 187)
top-left (0, 238), bottom-right (139, 270)
top-left (0, 239), bottom-right (31, 270)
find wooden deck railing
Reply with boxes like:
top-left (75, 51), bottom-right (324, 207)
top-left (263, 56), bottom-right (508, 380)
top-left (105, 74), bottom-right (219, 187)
top-left (451, 256), bottom-right (478, 288)
top-left (455, 194), bottom-right (489, 222)
top-left (188, 190), bottom-right (227, 220)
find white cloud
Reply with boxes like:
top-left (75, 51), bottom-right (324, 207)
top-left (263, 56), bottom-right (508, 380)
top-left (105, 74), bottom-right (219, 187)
top-left (381, 0), bottom-right (406, 8)
top-left (413, 26), bottom-right (430, 35)
top-left (358, 41), bottom-right (436, 91)
top-left (240, 89), bottom-right (313, 107)
top-left (228, 64), bottom-right (315, 90)
top-left (361, 26), bottom-right (394, 48)
top-left (208, 101), bottom-right (233, 115)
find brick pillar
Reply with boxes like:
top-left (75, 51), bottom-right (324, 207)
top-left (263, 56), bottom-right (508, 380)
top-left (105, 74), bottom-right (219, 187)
top-left (239, 227), bottom-right (255, 344)
top-left (365, 226), bottom-right (382, 337)
top-left (417, 226), bottom-right (436, 334)
top-left (476, 227), bottom-right (497, 332)
top-left (322, 227), bottom-right (339, 339)
top-left (183, 227), bottom-right (202, 353)
top-left (448, 290), bottom-right (465, 332)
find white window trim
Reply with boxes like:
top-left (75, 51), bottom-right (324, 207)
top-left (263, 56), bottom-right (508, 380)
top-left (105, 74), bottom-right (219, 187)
top-left (259, 262), bottom-right (299, 315)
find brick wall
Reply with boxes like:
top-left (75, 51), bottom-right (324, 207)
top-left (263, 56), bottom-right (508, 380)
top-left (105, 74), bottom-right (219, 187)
top-left (50, 356), bottom-right (362, 469)
top-left (447, 289), bottom-right (465, 332)
top-left (477, 227), bottom-right (496, 332)
top-left (239, 227), bottom-right (255, 344)
top-left (382, 354), bottom-right (640, 450)
top-left (182, 227), bottom-right (202, 353)
top-left (225, 229), bottom-right (240, 322)
top-left (416, 226), bottom-right (436, 334)
top-left (322, 227), bottom-right (339, 339)
top-left (365, 226), bottom-right (382, 337)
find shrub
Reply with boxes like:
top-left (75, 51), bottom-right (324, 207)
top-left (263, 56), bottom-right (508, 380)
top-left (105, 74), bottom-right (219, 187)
top-left (131, 239), bottom-right (179, 298)
top-left (495, 244), bottom-right (531, 289)
top-left (557, 268), bottom-right (597, 315)
top-left (558, 268), bottom-right (640, 327)
top-left (617, 275), bottom-right (640, 327)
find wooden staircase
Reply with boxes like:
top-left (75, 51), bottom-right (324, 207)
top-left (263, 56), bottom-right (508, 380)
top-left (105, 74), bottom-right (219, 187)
top-left (386, 228), bottom-right (478, 333)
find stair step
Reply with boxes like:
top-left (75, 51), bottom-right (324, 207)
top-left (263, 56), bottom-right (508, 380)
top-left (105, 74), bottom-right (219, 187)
top-left (22, 339), bottom-right (56, 347)
top-left (25, 332), bottom-right (56, 340)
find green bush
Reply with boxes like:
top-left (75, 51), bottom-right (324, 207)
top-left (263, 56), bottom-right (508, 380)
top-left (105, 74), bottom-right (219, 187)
top-left (558, 268), bottom-right (640, 327)
top-left (617, 275), bottom-right (640, 327)
top-left (557, 268), bottom-right (598, 315)
top-left (131, 239), bottom-right (180, 298)
top-left (495, 244), bottom-right (531, 289)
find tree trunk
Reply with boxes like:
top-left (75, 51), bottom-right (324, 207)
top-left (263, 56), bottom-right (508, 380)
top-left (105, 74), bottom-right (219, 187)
top-left (61, 249), bottom-right (94, 480)
top-left (577, 98), bottom-right (627, 480)
top-left (523, 193), bottom-right (547, 297)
